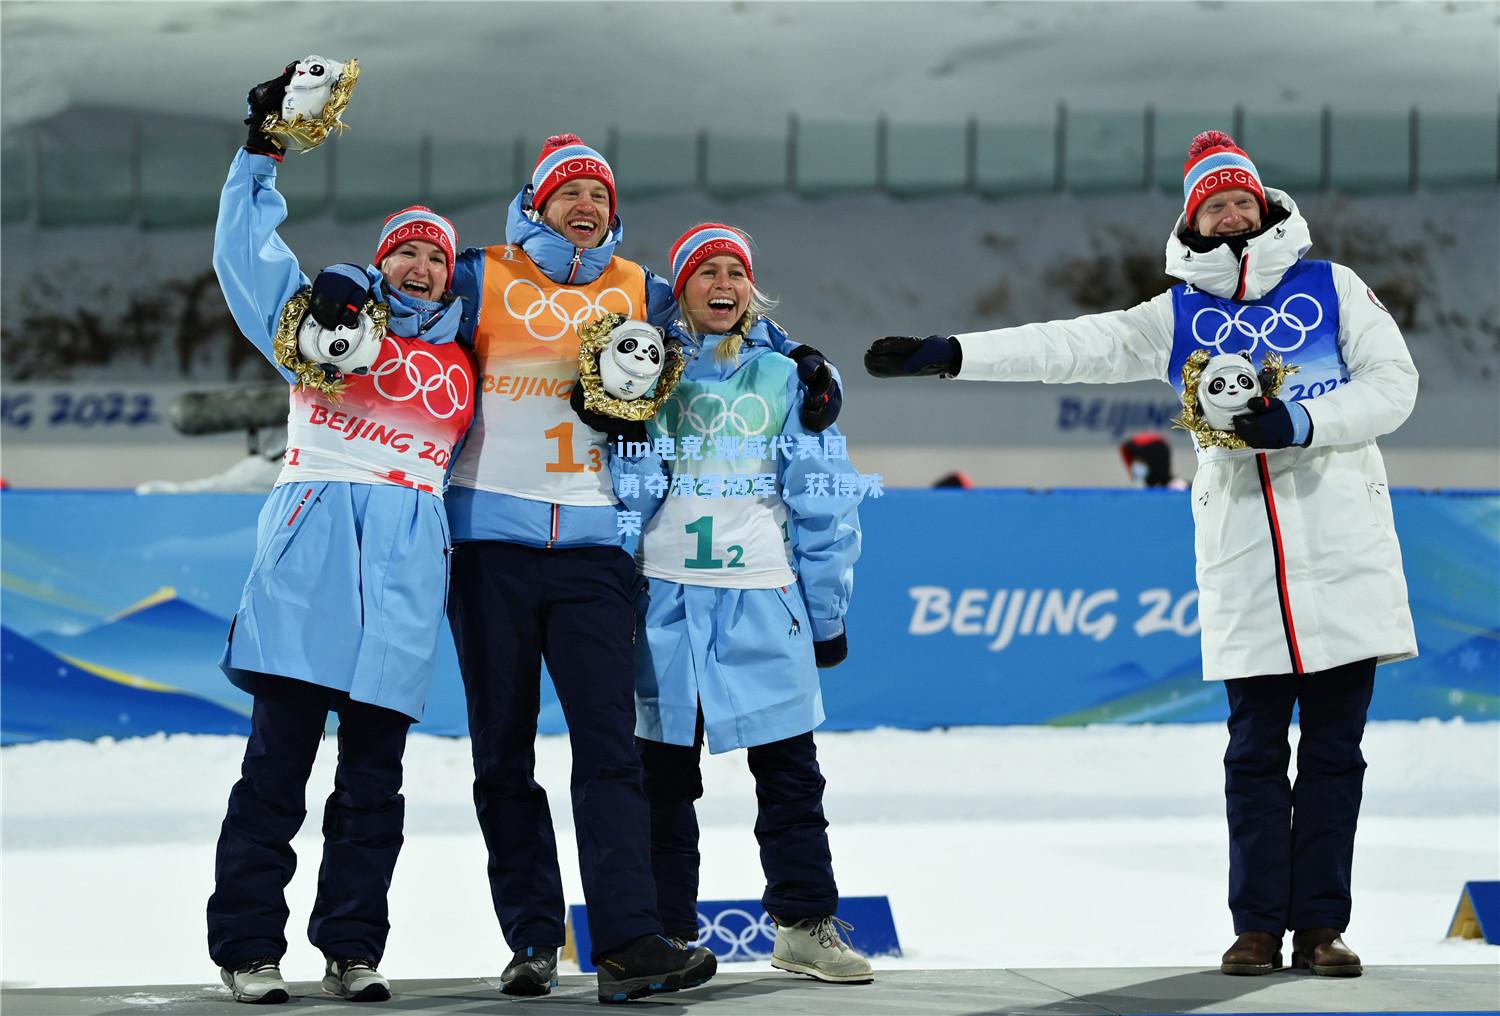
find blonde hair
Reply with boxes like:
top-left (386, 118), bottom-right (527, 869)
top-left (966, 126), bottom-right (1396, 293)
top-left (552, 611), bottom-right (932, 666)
top-left (676, 225), bottom-right (779, 365)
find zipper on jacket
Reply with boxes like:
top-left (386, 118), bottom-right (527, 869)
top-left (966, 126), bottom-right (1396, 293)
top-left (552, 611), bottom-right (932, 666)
top-left (547, 503), bottom-right (560, 549)
top-left (286, 487), bottom-right (314, 526)
top-left (1233, 251), bottom-right (1251, 302)
top-left (1255, 452), bottom-right (1304, 674)
top-left (565, 248), bottom-right (582, 285)
top-left (778, 586), bottom-right (801, 638)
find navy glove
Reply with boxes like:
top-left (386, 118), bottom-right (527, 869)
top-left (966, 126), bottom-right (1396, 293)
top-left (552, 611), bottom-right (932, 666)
top-left (789, 345), bottom-right (842, 433)
top-left (570, 382), bottom-right (648, 445)
top-left (1232, 396), bottom-right (1313, 449)
top-left (243, 63), bottom-right (295, 160)
top-left (309, 265), bottom-right (372, 331)
top-left (864, 335), bottom-right (962, 378)
top-left (813, 631), bottom-right (848, 669)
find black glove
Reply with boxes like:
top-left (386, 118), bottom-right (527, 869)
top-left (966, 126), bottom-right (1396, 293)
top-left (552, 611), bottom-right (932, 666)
top-left (571, 383), bottom-right (648, 445)
top-left (813, 631), bottom-right (848, 669)
top-left (243, 64), bottom-right (295, 159)
top-left (308, 265), bottom-right (373, 330)
top-left (864, 335), bottom-right (962, 378)
top-left (788, 345), bottom-right (842, 433)
top-left (1232, 396), bottom-right (1313, 450)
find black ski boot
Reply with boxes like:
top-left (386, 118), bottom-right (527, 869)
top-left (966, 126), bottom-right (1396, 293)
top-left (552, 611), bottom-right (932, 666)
top-left (596, 933), bottom-right (716, 1003)
top-left (501, 946), bottom-right (559, 996)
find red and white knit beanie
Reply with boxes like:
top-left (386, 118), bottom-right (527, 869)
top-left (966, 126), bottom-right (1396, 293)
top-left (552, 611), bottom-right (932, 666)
top-left (668, 223), bottom-right (754, 298)
top-left (1182, 130), bottom-right (1266, 226)
top-left (531, 133), bottom-right (616, 219)
top-left (374, 205), bottom-right (457, 279)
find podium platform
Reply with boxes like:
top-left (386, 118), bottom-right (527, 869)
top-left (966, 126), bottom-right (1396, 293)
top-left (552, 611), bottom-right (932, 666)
top-left (4, 965), bottom-right (1497, 1015)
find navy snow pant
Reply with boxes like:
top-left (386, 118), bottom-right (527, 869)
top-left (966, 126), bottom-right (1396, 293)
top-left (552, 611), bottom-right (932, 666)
top-left (639, 720), bottom-right (838, 940)
top-left (207, 674), bottom-right (410, 968)
top-left (447, 541), bottom-right (660, 962)
top-left (1223, 657), bottom-right (1376, 936)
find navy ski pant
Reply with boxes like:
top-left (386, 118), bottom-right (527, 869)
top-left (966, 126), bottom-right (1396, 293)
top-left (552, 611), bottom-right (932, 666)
top-left (207, 674), bottom-right (410, 968)
top-left (639, 721), bottom-right (838, 940)
top-left (1223, 657), bottom-right (1376, 935)
top-left (447, 541), bottom-right (660, 961)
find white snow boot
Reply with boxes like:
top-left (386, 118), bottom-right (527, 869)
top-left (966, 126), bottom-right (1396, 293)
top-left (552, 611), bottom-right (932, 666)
top-left (220, 958), bottom-right (290, 1004)
top-left (770, 916), bottom-right (875, 983)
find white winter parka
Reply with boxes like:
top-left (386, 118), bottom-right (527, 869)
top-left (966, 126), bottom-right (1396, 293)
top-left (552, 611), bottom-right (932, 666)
top-left (954, 189), bottom-right (1418, 681)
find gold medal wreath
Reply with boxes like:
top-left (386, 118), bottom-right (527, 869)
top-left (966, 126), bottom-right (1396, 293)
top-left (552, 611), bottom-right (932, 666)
top-left (259, 58), bottom-right (360, 154)
top-left (574, 312), bottom-right (686, 422)
top-left (1173, 348), bottom-right (1299, 451)
top-left (274, 288), bottom-right (390, 398)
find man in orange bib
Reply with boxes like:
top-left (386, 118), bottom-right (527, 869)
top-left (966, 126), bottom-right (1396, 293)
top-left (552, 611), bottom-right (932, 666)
top-left (440, 135), bottom-right (715, 1004)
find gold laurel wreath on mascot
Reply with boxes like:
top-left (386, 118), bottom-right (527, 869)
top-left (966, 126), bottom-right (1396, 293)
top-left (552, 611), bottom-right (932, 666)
top-left (575, 312), bottom-right (687, 421)
top-left (258, 58), bottom-right (361, 154)
top-left (257, 57), bottom-right (382, 398)
top-left (1173, 349), bottom-right (1299, 451)
top-left (274, 293), bottom-right (389, 399)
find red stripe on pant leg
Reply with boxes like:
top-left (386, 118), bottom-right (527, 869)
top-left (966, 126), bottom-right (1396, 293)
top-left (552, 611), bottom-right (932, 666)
top-left (1256, 453), bottom-right (1303, 673)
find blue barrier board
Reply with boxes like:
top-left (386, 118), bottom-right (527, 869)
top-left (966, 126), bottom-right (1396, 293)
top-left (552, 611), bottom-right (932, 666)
top-left (565, 895), bottom-right (900, 972)
top-left (1, 490), bottom-right (1496, 742)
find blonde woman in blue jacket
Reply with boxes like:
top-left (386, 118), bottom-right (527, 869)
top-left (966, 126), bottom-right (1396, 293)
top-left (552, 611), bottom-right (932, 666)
top-left (617, 224), bottom-right (872, 984)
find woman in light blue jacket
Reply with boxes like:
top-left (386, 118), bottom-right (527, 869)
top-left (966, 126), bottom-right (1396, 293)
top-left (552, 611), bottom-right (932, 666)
top-left (206, 63), bottom-right (473, 1006)
top-left (617, 224), bottom-right (872, 984)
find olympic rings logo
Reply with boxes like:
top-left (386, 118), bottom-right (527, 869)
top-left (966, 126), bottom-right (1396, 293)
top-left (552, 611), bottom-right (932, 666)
top-left (1190, 293), bottom-right (1324, 356)
top-left (660, 391), bottom-right (772, 438)
top-left (369, 337), bottom-right (472, 419)
top-left (502, 279), bottom-right (635, 342)
top-left (687, 908), bottom-right (778, 960)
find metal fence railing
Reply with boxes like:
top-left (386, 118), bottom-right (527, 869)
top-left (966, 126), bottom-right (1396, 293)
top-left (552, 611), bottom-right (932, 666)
top-left (4, 102), bottom-right (1497, 229)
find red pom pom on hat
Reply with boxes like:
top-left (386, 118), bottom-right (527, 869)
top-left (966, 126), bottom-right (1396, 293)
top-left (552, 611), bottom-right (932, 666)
top-left (1187, 130), bottom-right (1238, 160)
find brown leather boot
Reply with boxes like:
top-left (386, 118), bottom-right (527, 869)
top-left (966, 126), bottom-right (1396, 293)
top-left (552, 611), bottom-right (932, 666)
top-left (1292, 929), bottom-right (1362, 977)
top-left (1219, 931), bottom-right (1283, 975)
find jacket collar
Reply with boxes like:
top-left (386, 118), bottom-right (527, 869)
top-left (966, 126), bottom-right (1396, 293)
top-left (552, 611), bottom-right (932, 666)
top-left (1164, 188), bottom-right (1312, 300)
top-left (503, 187), bottom-right (622, 285)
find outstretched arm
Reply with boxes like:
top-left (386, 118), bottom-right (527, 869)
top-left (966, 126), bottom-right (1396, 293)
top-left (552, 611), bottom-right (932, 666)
top-left (867, 293), bottom-right (1176, 386)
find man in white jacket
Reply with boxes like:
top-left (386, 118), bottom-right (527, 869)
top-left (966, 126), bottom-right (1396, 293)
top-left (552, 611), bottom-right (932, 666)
top-left (866, 131), bottom-right (1417, 979)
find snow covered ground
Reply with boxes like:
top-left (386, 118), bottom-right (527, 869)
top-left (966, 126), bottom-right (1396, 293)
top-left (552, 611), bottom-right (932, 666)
top-left (3, 721), bottom-right (1497, 988)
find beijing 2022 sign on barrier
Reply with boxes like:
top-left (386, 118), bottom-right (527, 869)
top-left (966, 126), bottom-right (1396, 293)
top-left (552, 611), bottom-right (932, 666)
top-left (0, 489), bottom-right (1494, 744)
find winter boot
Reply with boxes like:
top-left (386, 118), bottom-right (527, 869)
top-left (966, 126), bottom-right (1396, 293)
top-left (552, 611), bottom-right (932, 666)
top-left (1219, 931), bottom-right (1283, 975)
top-left (770, 916), bottom-right (875, 983)
top-left (220, 958), bottom-right (290, 1004)
top-left (321, 957), bottom-right (391, 1002)
top-left (1292, 929), bottom-right (1362, 977)
top-left (500, 946), bottom-right (559, 997)
top-left (596, 933), bottom-right (717, 1003)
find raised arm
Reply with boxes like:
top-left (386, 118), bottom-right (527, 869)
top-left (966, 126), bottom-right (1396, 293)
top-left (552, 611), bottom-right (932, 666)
top-left (866, 293), bottom-right (1176, 386)
top-left (211, 150), bottom-right (306, 381)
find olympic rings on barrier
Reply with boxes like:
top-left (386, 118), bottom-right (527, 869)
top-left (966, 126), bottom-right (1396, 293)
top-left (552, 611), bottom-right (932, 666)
top-left (1190, 292), bottom-right (1325, 356)
top-left (690, 908), bottom-right (778, 960)
top-left (502, 279), bottom-right (635, 342)
top-left (369, 337), bottom-right (472, 419)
